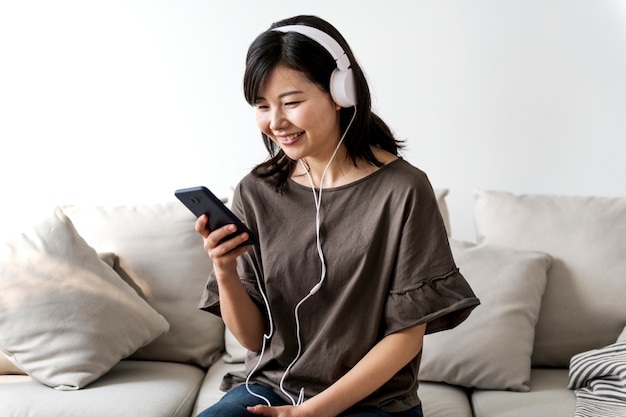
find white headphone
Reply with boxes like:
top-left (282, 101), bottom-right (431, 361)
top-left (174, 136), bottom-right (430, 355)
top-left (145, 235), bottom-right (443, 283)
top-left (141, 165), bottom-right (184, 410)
top-left (272, 25), bottom-right (357, 108)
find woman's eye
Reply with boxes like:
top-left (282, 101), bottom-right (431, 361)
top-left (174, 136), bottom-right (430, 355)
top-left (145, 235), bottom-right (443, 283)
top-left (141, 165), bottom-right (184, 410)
top-left (285, 101), bottom-right (299, 107)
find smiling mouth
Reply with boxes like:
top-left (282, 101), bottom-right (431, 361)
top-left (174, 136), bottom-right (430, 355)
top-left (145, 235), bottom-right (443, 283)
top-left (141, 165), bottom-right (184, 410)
top-left (278, 131), bottom-right (304, 144)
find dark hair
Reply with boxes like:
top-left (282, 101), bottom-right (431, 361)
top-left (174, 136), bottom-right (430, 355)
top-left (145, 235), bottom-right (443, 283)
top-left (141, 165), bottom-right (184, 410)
top-left (244, 15), bottom-right (403, 191)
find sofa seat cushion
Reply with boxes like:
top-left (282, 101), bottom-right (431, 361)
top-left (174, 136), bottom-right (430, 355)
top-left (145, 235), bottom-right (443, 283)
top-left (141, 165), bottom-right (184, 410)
top-left (192, 360), bottom-right (244, 415)
top-left (0, 360), bottom-right (205, 417)
top-left (192, 361), bottom-right (473, 417)
top-left (419, 382), bottom-right (473, 417)
top-left (471, 368), bottom-right (575, 417)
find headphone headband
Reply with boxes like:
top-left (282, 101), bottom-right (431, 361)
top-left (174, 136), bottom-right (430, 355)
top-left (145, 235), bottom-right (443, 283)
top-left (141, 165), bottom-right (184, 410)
top-left (272, 24), bottom-right (357, 107)
top-left (273, 25), bottom-right (351, 71)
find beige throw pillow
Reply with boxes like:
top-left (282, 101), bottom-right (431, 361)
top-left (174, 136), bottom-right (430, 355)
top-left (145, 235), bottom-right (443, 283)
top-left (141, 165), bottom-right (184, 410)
top-left (434, 188), bottom-right (451, 237)
top-left (474, 190), bottom-right (626, 367)
top-left (419, 239), bottom-right (552, 391)
top-left (0, 352), bottom-right (24, 375)
top-left (64, 202), bottom-right (225, 367)
top-left (0, 208), bottom-right (169, 390)
top-left (618, 326), bottom-right (626, 343)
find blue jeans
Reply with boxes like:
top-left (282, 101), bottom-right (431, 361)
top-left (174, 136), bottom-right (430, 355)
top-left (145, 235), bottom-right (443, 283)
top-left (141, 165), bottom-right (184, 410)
top-left (196, 385), bottom-right (424, 417)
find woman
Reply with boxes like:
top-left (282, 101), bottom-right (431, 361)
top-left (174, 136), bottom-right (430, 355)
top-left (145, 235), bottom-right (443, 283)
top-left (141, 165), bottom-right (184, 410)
top-left (196, 15), bottom-right (479, 417)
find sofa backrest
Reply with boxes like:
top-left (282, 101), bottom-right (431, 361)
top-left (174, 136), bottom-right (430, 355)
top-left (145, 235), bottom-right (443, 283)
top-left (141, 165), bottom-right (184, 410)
top-left (474, 190), bottom-right (626, 367)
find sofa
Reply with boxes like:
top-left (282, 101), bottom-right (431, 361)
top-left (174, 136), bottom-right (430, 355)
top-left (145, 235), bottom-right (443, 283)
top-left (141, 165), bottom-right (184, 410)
top-left (1, 188), bottom-right (625, 417)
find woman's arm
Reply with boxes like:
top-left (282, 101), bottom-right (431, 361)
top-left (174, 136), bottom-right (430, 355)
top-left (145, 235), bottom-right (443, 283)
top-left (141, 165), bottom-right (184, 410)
top-left (248, 323), bottom-right (427, 417)
top-left (196, 215), bottom-right (266, 352)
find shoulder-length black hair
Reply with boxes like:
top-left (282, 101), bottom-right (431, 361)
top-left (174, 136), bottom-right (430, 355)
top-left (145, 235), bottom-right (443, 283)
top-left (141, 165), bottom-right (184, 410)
top-left (243, 15), bottom-right (403, 191)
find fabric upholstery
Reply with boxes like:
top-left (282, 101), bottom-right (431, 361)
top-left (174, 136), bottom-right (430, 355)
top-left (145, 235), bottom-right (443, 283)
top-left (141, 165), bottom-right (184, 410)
top-left (568, 341), bottom-right (626, 417)
top-left (0, 353), bottom-right (23, 375)
top-left (193, 360), bottom-right (244, 416)
top-left (64, 202), bottom-right (225, 368)
top-left (419, 239), bottom-right (551, 391)
top-left (619, 326), bottom-right (626, 342)
top-left (0, 361), bottom-right (205, 417)
top-left (433, 188), bottom-right (451, 237)
top-left (419, 382), bottom-right (473, 417)
top-left (0, 207), bottom-right (169, 389)
top-left (474, 190), bottom-right (626, 367)
top-left (471, 369), bottom-right (575, 417)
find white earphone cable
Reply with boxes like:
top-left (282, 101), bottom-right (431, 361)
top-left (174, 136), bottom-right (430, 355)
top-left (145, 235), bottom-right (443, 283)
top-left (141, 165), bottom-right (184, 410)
top-left (245, 271), bottom-right (275, 406)
top-left (245, 106), bottom-right (357, 407)
top-left (279, 107), bottom-right (358, 405)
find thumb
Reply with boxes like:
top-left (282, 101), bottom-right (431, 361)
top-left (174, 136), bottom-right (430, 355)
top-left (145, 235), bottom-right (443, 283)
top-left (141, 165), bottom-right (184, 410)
top-left (247, 405), bottom-right (273, 416)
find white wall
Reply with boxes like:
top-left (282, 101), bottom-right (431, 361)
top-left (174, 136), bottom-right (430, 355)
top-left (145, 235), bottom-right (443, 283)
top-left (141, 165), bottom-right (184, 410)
top-left (1, 0), bottom-right (625, 242)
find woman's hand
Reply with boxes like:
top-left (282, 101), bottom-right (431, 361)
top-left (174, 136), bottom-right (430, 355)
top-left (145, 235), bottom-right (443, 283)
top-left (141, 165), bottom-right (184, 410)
top-left (194, 214), bottom-right (264, 351)
top-left (195, 214), bottom-right (252, 274)
top-left (250, 324), bottom-right (426, 417)
top-left (247, 405), bottom-right (312, 417)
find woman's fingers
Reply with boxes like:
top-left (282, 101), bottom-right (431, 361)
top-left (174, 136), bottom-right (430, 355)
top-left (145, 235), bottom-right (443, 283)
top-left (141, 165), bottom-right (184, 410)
top-left (194, 214), bottom-right (210, 237)
top-left (195, 214), bottom-right (252, 266)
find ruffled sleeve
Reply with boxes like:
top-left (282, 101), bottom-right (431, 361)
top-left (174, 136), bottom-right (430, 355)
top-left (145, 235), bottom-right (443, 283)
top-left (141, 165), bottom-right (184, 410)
top-left (383, 179), bottom-right (479, 336)
top-left (386, 267), bottom-right (479, 335)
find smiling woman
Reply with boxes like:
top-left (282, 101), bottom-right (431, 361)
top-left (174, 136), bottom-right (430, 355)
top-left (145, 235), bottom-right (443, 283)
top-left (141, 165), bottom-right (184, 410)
top-left (193, 14), bottom-right (479, 417)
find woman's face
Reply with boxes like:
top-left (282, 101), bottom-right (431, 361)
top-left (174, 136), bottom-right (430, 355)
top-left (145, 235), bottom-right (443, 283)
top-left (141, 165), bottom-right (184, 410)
top-left (254, 65), bottom-right (342, 164)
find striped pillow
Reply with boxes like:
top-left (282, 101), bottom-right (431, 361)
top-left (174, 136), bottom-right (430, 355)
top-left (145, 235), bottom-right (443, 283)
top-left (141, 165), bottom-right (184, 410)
top-left (568, 341), bottom-right (626, 417)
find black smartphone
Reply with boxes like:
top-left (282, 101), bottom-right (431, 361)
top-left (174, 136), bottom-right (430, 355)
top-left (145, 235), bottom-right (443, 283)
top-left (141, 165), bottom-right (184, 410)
top-left (175, 186), bottom-right (258, 246)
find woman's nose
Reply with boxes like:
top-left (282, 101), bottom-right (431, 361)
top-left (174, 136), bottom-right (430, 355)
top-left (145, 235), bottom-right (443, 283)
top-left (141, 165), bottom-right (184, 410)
top-left (269, 108), bottom-right (288, 130)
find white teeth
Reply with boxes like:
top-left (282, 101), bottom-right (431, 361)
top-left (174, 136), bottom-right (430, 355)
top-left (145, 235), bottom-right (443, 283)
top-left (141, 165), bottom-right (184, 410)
top-left (282, 132), bottom-right (302, 141)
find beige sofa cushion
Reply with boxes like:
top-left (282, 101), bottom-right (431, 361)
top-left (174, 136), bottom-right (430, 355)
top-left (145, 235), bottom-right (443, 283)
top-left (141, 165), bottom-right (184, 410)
top-left (619, 326), bottom-right (626, 342)
top-left (0, 353), bottom-right (24, 375)
top-left (434, 188), bottom-right (452, 237)
top-left (474, 190), bottom-right (626, 367)
top-left (192, 360), bottom-right (244, 415)
top-left (64, 202), bottom-right (225, 367)
top-left (0, 360), bottom-right (205, 417)
top-left (0, 208), bottom-right (169, 389)
top-left (419, 382), bottom-right (474, 417)
top-left (419, 239), bottom-right (551, 391)
top-left (471, 369), bottom-right (575, 417)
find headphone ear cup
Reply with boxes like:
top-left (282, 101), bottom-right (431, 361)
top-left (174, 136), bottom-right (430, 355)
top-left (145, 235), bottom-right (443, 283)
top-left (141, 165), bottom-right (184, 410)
top-left (330, 68), bottom-right (357, 108)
